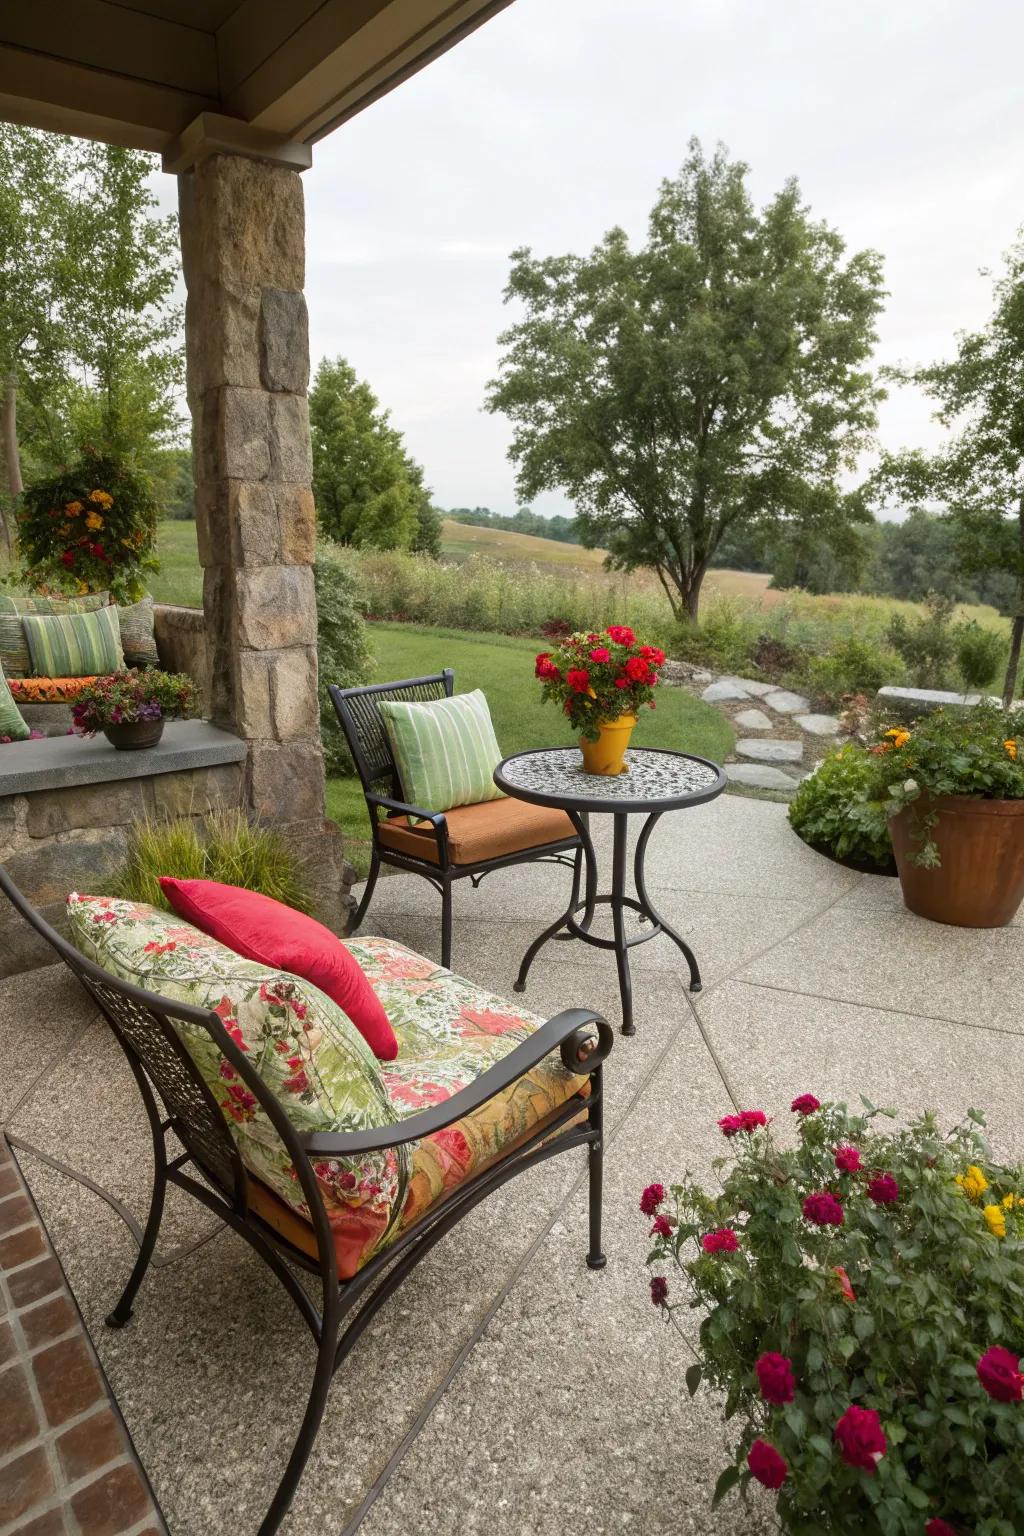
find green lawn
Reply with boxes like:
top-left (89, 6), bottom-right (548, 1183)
top-left (148, 519), bottom-right (203, 606)
top-left (325, 622), bottom-right (735, 878)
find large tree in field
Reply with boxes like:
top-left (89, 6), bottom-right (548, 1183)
top-left (486, 140), bottom-right (885, 621)
top-left (876, 237), bottom-right (1024, 706)
top-left (310, 356), bottom-right (441, 553)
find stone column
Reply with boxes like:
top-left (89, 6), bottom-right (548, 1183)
top-left (178, 152), bottom-right (349, 927)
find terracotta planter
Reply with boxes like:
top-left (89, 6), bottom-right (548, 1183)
top-left (102, 718), bottom-right (165, 752)
top-left (890, 794), bottom-right (1024, 927)
top-left (579, 713), bottom-right (637, 776)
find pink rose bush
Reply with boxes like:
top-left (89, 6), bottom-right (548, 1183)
top-left (641, 1099), bottom-right (1024, 1532)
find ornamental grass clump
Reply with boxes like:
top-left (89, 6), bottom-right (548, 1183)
top-left (865, 702), bottom-right (1024, 866)
top-left (534, 625), bottom-right (664, 739)
top-left (642, 1099), bottom-right (1024, 1536)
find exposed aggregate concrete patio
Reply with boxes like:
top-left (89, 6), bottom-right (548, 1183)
top-left (1, 794), bottom-right (1021, 1535)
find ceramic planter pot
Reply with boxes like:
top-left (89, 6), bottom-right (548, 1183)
top-left (890, 793), bottom-right (1024, 927)
top-left (102, 718), bottom-right (165, 751)
top-left (579, 713), bottom-right (637, 776)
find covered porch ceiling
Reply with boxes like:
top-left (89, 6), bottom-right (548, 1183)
top-left (0, 0), bottom-right (512, 169)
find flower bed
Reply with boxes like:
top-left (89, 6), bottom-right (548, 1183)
top-left (642, 1099), bottom-right (1023, 1535)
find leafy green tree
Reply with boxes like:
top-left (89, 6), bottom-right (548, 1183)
top-left (310, 357), bottom-right (437, 551)
top-left (486, 140), bottom-right (885, 622)
top-left (877, 236), bottom-right (1024, 704)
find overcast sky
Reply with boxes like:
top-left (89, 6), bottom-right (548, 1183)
top-left (246, 1), bottom-right (1024, 516)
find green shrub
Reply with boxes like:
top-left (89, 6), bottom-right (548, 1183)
top-left (886, 591), bottom-right (958, 689)
top-left (314, 548), bottom-right (372, 776)
top-left (955, 620), bottom-right (1005, 691)
top-left (106, 809), bottom-right (313, 914)
top-left (672, 599), bottom-right (763, 673)
top-left (805, 637), bottom-right (905, 704)
top-left (788, 745), bottom-right (893, 872)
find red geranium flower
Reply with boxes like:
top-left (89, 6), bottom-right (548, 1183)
top-left (606, 624), bottom-right (636, 646)
top-left (867, 1172), bottom-right (899, 1205)
top-left (624, 655), bottom-right (652, 683)
top-left (702, 1228), bottom-right (738, 1255)
top-left (747, 1440), bottom-right (787, 1489)
top-left (614, 676), bottom-right (629, 688)
top-left (588, 646), bottom-right (611, 663)
top-left (650, 1275), bottom-right (668, 1306)
top-left (650, 1214), bottom-right (672, 1238)
top-left (639, 1182), bottom-right (665, 1216)
top-left (803, 1191), bottom-right (844, 1226)
top-left (639, 645), bottom-right (666, 665)
top-left (791, 1093), bottom-right (821, 1115)
top-left (61, 550), bottom-right (75, 567)
top-left (755, 1352), bottom-right (795, 1406)
top-left (566, 667), bottom-right (590, 693)
top-left (926, 1521), bottom-right (959, 1536)
top-left (834, 1405), bottom-right (886, 1473)
top-left (834, 1145), bottom-right (863, 1173)
top-left (976, 1345), bottom-right (1023, 1403)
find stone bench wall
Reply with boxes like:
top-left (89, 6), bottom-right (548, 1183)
top-left (0, 763), bottom-right (243, 977)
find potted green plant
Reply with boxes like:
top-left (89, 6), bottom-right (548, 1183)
top-left (534, 625), bottom-right (664, 775)
top-left (71, 669), bottom-right (195, 751)
top-left (788, 745), bottom-right (896, 876)
top-left (864, 703), bottom-right (1024, 926)
top-left (642, 1098), bottom-right (1023, 1536)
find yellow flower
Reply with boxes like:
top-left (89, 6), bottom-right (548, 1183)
top-left (84, 512), bottom-right (103, 531)
top-left (1004, 1192), bottom-right (1023, 1209)
top-left (59, 523), bottom-right (72, 536)
top-left (66, 501), bottom-right (83, 516)
top-left (983, 1203), bottom-right (1006, 1238)
top-left (955, 1165), bottom-right (989, 1201)
top-left (884, 728), bottom-right (911, 748)
top-left (89, 489), bottom-right (113, 507)
top-left (1006, 739), bottom-right (1018, 760)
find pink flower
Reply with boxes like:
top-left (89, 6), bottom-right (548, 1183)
top-left (702, 1228), bottom-right (739, 1255)
top-left (718, 1109), bottom-right (766, 1137)
top-left (639, 1183), bottom-right (665, 1216)
top-left (834, 1145), bottom-right (863, 1173)
top-left (606, 625), bottom-right (636, 647)
top-left (834, 1405), bottom-right (886, 1473)
top-left (976, 1345), bottom-right (1023, 1403)
top-left (867, 1173), bottom-right (899, 1205)
top-left (588, 647), bottom-right (611, 663)
top-left (791, 1093), bottom-right (821, 1115)
top-left (755, 1352), bottom-right (795, 1406)
top-left (925, 1521), bottom-right (959, 1536)
top-left (747, 1439), bottom-right (787, 1489)
top-left (803, 1192), bottom-right (844, 1226)
top-left (650, 1214), bottom-right (672, 1238)
top-left (650, 1275), bottom-right (668, 1306)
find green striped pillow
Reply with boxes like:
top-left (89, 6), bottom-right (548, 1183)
top-left (0, 592), bottom-right (109, 678)
top-left (378, 690), bottom-right (505, 817)
top-left (22, 604), bottom-right (124, 679)
top-left (0, 659), bottom-right (30, 741)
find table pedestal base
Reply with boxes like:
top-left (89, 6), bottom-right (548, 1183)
top-left (512, 811), bottom-right (701, 1035)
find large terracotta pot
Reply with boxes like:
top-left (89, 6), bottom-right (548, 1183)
top-left (579, 713), bottom-right (637, 776)
top-left (890, 794), bottom-right (1024, 927)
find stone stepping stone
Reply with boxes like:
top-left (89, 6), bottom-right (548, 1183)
top-left (733, 708), bottom-right (773, 731)
top-left (763, 688), bottom-right (810, 715)
top-left (736, 737), bottom-right (803, 764)
top-left (796, 712), bottom-right (841, 737)
top-left (726, 763), bottom-right (801, 792)
top-left (702, 679), bottom-right (751, 702)
top-left (728, 677), bottom-right (776, 697)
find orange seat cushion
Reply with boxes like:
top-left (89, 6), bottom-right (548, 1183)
top-left (377, 797), bottom-right (576, 866)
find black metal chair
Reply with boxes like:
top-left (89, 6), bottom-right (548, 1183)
top-left (330, 671), bottom-right (585, 969)
top-left (0, 866), bottom-right (612, 1536)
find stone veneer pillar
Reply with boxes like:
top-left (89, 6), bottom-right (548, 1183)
top-left (178, 152), bottom-right (349, 927)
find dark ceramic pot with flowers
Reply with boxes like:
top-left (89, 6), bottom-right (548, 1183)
top-left (72, 669), bottom-right (195, 751)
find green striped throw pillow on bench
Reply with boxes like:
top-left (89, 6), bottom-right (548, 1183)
top-left (0, 591), bottom-right (109, 678)
top-left (22, 604), bottom-right (124, 679)
top-left (378, 689), bottom-right (505, 817)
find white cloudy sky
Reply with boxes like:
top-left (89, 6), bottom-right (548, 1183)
top-left (175, 0), bottom-right (1024, 518)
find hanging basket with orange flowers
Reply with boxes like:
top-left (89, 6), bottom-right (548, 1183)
top-left (14, 448), bottom-right (159, 604)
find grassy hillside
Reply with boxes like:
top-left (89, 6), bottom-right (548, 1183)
top-left (325, 621), bottom-right (735, 877)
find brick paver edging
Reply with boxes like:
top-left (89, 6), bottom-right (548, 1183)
top-left (0, 1134), bottom-right (165, 1536)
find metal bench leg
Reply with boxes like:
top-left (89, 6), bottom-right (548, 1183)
top-left (346, 848), bottom-right (380, 936)
top-left (106, 1057), bottom-right (167, 1328)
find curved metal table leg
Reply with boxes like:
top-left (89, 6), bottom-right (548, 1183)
top-left (513, 810), bottom-right (598, 992)
top-left (634, 811), bottom-right (702, 992)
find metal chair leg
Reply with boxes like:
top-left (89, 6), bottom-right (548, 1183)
top-left (441, 880), bottom-right (453, 970)
top-left (106, 1059), bottom-right (167, 1328)
top-left (586, 1065), bottom-right (606, 1270)
top-left (346, 848), bottom-right (380, 936)
top-left (257, 1298), bottom-right (341, 1536)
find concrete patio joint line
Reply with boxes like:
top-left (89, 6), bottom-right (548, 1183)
top-left (732, 977), bottom-right (1024, 1041)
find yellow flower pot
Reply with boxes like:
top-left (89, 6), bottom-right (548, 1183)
top-left (579, 713), bottom-right (637, 776)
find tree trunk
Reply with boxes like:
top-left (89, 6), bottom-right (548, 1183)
top-left (1005, 502), bottom-right (1024, 708)
top-left (0, 377), bottom-right (22, 558)
top-left (682, 563), bottom-right (708, 623)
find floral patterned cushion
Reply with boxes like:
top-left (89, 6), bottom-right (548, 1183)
top-left (67, 898), bottom-right (587, 1279)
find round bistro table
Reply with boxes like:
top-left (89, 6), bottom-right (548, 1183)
top-left (493, 746), bottom-right (727, 1035)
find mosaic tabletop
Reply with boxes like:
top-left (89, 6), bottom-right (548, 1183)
top-left (494, 747), bottom-right (725, 813)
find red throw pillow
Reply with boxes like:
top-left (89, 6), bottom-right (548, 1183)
top-left (159, 878), bottom-right (398, 1061)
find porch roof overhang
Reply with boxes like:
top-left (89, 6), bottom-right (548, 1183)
top-left (0, 0), bottom-right (512, 169)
